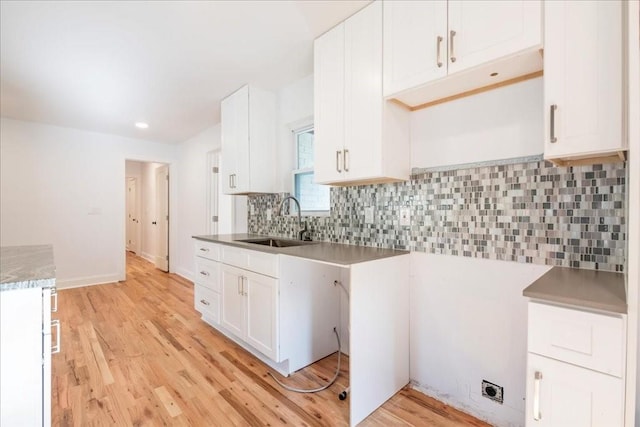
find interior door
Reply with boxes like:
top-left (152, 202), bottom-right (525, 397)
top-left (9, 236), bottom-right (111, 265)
top-left (154, 165), bottom-right (169, 272)
top-left (126, 177), bottom-right (139, 253)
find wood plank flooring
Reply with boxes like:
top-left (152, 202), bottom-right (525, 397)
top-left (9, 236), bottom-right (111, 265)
top-left (52, 253), bottom-right (490, 426)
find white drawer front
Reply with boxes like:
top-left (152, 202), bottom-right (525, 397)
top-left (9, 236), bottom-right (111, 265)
top-left (194, 240), bottom-right (220, 261)
top-left (528, 302), bottom-right (625, 378)
top-left (222, 246), bottom-right (279, 278)
top-left (194, 258), bottom-right (220, 292)
top-left (195, 285), bottom-right (220, 324)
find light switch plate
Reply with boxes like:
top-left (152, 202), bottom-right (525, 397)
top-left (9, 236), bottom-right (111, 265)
top-left (365, 206), bottom-right (374, 224)
top-left (266, 209), bottom-right (272, 221)
top-left (250, 204), bottom-right (255, 216)
top-left (400, 207), bottom-right (411, 226)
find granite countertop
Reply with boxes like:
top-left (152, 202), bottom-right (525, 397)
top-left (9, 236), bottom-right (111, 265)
top-left (0, 245), bottom-right (56, 292)
top-left (523, 266), bottom-right (626, 314)
top-left (193, 234), bottom-right (409, 266)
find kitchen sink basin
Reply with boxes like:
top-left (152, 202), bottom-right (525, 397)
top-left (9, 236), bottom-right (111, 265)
top-left (236, 237), bottom-right (317, 248)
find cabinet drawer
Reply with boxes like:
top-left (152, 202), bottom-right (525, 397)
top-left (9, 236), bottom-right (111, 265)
top-left (194, 240), bottom-right (220, 261)
top-left (221, 246), bottom-right (279, 278)
top-left (194, 258), bottom-right (220, 292)
top-left (195, 285), bottom-right (220, 324)
top-left (528, 302), bottom-right (625, 377)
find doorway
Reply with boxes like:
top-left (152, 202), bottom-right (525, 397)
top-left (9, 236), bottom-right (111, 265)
top-left (125, 160), bottom-right (170, 272)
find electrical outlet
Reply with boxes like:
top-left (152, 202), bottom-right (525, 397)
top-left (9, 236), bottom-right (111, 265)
top-left (364, 206), bottom-right (374, 224)
top-left (266, 209), bottom-right (272, 221)
top-left (250, 204), bottom-right (255, 216)
top-left (481, 380), bottom-right (503, 404)
top-left (399, 207), bottom-right (411, 226)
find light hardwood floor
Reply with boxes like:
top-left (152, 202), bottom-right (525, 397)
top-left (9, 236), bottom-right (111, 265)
top-left (52, 253), bottom-right (490, 426)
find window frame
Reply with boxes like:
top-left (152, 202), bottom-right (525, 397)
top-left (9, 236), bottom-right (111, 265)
top-left (290, 121), bottom-right (330, 216)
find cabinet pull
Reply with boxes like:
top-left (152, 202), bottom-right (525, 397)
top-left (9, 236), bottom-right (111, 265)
top-left (51, 319), bottom-right (61, 354)
top-left (343, 149), bottom-right (349, 172)
top-left (242, 277), bottom-right (247, 296)
top-left (336, 150), bottom-right (342, 173)
top-left (449, 30), bottom-right (457, 63)
top-left (533, 371), bottom-right (542, 421)
top-left (200, 299), bottom-right (210, 306)
top-left (550, 104), bottom-right (558, 143)
top-left (199, 270), bottom-right (210, 276)
top-left (228, 175), bottom-right (233, 189)
top-left (436, 36), bottom-right (443, 68)
top-left (199, 247), bottom-right (209, 253)
top-left (51, 288), bottom-right (58, 313)
top-left (237, 276), bottom-right (242, 295)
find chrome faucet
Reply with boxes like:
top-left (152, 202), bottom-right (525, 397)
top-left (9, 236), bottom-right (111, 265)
top-left (279, 195), bottom-right (310, 241)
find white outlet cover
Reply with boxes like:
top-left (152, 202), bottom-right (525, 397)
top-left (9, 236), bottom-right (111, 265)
top-left (400, 207), bottom-right (411, 226)
top-left (266, 209), bottom-right (272, 221)
top-left (250, 204), bottom-right (255, 216)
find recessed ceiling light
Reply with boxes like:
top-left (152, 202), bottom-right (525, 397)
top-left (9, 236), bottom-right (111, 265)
top-left (135, 122), bottom-right (149, 129)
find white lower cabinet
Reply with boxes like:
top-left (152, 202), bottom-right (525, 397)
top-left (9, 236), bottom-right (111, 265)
top-left (221, 264), bottom-right (278, 360)
top-left (1, 286), bottom-right (57, 426)
top-left (526, 302), bottom-right (625, 426)
top-left (526, 353), bottom-right (623, 426)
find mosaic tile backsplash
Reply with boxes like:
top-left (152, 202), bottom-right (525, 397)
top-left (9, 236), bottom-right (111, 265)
top-left (248, 159), bottom-right (626, 272)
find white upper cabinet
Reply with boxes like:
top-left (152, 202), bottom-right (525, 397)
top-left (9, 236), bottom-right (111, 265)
top-left (314, 1), bottom-right (410, 186)
top-left (314, 22), bottom-right (345, 184)
top-left (383, 0), bottom-right (542, 108)
top-left (221, 85), bottom-right (276, 194)
top-left (382, 1), bottom-right (447, 103)
top-left (543, 1), bottom-right (625, 165)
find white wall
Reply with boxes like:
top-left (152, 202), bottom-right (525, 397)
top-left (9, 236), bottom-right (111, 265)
top-left (174, 125), bottom-right (219, 279)
top-left (275, 74), bottom-right (314, 192)
top-left (411, 77), bottom-right (544, 168)
top-left (411, 252), bottom-right (550, 426)
top-left (0, 117), bottom-right (178, 288)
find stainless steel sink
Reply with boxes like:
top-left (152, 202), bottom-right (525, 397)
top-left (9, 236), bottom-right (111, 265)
top-left (236, 237), bottom-right (317, 248)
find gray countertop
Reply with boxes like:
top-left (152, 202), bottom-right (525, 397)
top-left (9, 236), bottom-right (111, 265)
top-left (523, 267), bottom-right (626, 314)
top-left (1, 245), bottom-right (56, 292)
top-left (193, 234), bottom-right (409, 266)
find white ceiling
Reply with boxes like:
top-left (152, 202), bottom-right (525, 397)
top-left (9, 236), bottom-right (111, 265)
top-left (0, 1), bottom-right (369, 143)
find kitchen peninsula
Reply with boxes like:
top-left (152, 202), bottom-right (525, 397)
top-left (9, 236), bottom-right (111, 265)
top-left (193, 234), bottom-right (409, 426)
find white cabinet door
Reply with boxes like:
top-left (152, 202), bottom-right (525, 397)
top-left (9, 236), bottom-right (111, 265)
top-left (544, 1), bottom-right (623, 161)
top-left (383, 1), bottom-right (447, 96)
top-left (0, 288), bottom-right (43, 426)
top-left (526, 354), bottom-right (623, 427)
top-left (314, 22), bottom-right (345, 184)
top-left (221, 265), bottom-right (245, 339)
top-left (245, 271), bottom-right (278, 360)
top-left (344, 0), bottom-right (383, 181)
top-left (448, 0), bottom-right (542, 74)
top-left (220, 85), bottom-right (249, 193)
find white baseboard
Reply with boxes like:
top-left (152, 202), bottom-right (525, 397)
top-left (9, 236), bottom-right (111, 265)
top-left (174, 267), bottom-right (194, 283)
top-left (140, 251), bottom-right (155, 264)
top-left (56, 273), bottom-right (121, 289)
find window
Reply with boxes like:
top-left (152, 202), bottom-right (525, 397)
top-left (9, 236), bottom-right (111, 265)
top-left (292, 125), bottom-right (330, 213)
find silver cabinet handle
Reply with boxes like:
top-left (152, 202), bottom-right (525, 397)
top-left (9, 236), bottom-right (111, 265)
top-left (242, 276), bottom-right (247, 296)
top-left (51, 288), bottom-right (58, 313)
top-left (228, 175), bottom-right (233, 189)
top-left (533, 371), bottom-right (542, 421)
top-left (449, 30), bottom-right (457, 63)
top-left (200, 299), bottom-right (210, 306)
top-left (436, 36), bottom-right (443, 68)
top-left (336, 150), bottom-right (342, 173)
top-left (237, 276), bottom-right (242, 295)
top-left (199, 247), bottom-right (209, 253)
top-left (550, 105), bottom-right (558, 143)
top-left (343, 149), bottom-right (349, 172)
top-left (51, 319), bottom-right (61, 354)
top-left (199, 270), bottom-right (210, 276)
